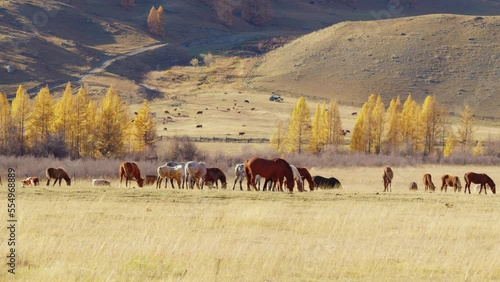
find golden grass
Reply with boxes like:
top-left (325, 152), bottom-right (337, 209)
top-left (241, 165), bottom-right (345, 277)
top-left (2, 166), bottom-right (500, 281)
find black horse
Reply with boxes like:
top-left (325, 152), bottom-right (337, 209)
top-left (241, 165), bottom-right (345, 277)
top-left (313, 175), bottom-right (341, 189)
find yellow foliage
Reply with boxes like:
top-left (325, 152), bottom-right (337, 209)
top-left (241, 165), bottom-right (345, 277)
top-left (472, 140), bottom-right (484, 156)
top-left (27, 85), bottom-right (55, 145)
top-left (286, 97), bottom-right (311, 153)
top-left (443, 132), bottom-right (456, 157)
top-left (132, 100), bottom-right (157, 153)
top-left (270, 120), bottom-right (287, 155)
top-left (385, 96), bottom-right (401, 153)
top-left (11, 84), bottom-right (31, 153)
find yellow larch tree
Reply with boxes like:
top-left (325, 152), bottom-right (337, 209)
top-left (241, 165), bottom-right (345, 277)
top-left (437, 106), bottom-right (449, 154)
top-left (132, 100), bottom-right (157, 153)
top-left (310, 103), bottom-right (323, 153)
top-left (73, 87), bottom-right (90, 158)
top-left (0, 92), bottom-right (12, 152)
top-left (400, 94), bottom-right (422, 154)
top-left (287, 97), bottom-right (311, 153)
top-left (53, 82), bottom-right (75, 154)
top-left (385, 96), bottom-right (401, 153)
top-left (370, 95), bottom-right (385, 154)
top-left (82, 100), bottom-right (100, 158)
top-left (11, 84), bottom-right (31, 154)
top-left (157, 6), bottom-right (166, 35)
top-left (443, 131), bottom-right (456, 157)
top-left (96, 86), bottom-right (130, 158)
top-left (270, 120), bottom-right (287, 155)
top-left (27, 85), bottom-right (55, 146)
top-left (327, 100), bottom-right (343, 152)
top-left (147, 6), bottom-right (159, 35)
top-left (420, 95), bottom-right (439, 156)
top-left (350, 103), bottom-right (368, 153)
top-left (457, 105), bottom-right (477, 153)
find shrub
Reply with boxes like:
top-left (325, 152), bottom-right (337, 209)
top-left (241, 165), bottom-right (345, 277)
top-left (190, 58), bottom-right (199, 67)
top-left (203, 53), bottom-right (213, 67)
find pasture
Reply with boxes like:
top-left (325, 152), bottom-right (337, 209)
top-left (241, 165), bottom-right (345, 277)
top-left (2, 165), bottom-right (499, 281)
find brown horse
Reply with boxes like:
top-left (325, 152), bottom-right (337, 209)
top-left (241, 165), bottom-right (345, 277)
top-left (46, 167), bottom-right (71, 186)
top-left (297, 167), bottom-right (314, 191)
top-left (441, 175), bottom-right (462, 192)
top-left (423, 173), bottom-right (436, 192)
top-left (409, 182), bottom-right (418, 191)
top-left (244, 157), bottom-right (295, 192)
top-left (119, 162), bottom-right (144, 188)
top-left (204, 168), bottom-right (227, 189)
top-left (383, 167), bottom-right (393, 192)
top-left (464, 172), bottom-right (496, 194)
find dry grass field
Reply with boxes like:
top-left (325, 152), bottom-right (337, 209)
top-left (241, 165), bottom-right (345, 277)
top-left (2, 166), bottom-right (499, 281)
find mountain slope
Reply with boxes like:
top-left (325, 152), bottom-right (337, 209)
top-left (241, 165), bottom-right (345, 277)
top-left (250, 14), bottom-right (499, 114)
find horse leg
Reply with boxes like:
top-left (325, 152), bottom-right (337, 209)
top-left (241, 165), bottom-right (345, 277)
top-left (483, 184), bottom-right (487, 194)
top-left (46, 178), bottom-right (50, 186)
top-left (156, 177), bottom-right (161, 189)
top-left (170, 178), bottom-right (175, 189)
top-left (233, 176), bottom-right (238, 190)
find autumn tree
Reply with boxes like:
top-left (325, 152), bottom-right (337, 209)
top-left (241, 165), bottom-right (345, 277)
top-left (0, 92), bottom-right (12, 153)
top-left (147, 6), bottom-right (165, 35)
top-left (132, 100), bottom-right (157, 153)
top-left (370, 95), bottom-right (385, 154)
top-left (157, 6), bottom-right (166, 35)
top-left (287, 97), bottom-right (311, 153)
top-left (443, 131), bottom-right (456, 157)
top-left (472, 140), bottom-right (484, 156)
top-left (241, 0), bottom-right (272, 26)
top-left (349, 94), bottom-right (380, 153)
top-left (385, 96), bottom-right (401, 153)
top-left (27, 85), bottom-right (55, 147)
top-left (96, 86), bottom-right (130, 157)
top-left (400, 94), bottom-right (422, 154)
top-left (420, 95), bottom-right (439, 156)
top-left (457, 105), bottom-right (477, 153)
top-left (437, 106), bottom-right (449, 153)
top-left (310, 103), bottom-right (326, 153)
top-left (73, 87), bottom-right (90, 158)
top-left (327, 101), bottom-right (344, 152)
top-left (82, 100), bottom-right (99, 158)
top-left (54, 82), bottom-right (75, 153)
top-left (270, 120), bottom-right (287, 155)
top-left (11, 84), bottom-right (31, 154)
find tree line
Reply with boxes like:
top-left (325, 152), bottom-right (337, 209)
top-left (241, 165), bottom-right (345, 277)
top-left (0, 83), bottom-right (156, 158)
top-left (271, 94), bottom-right (485, 157)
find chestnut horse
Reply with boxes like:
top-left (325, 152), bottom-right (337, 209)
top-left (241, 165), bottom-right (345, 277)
top-left (119, 162), bottom-right (144, 188)
top-left (204, 167), bottom-right (227, 189)
top-left (441, 175), bottom-right (461, 192)
top-left (464, 172), bottom-right (496, 194)
top-left (297, 167), bottom-right (314, 191)
top-left (46, 167), bottom-right (71, 186)
top-left (423, 173), bottom-right (436, 192)
top-left (244, 157), bottom-right (295, 192)
top-left (383, 167), bottom-right (393, 192)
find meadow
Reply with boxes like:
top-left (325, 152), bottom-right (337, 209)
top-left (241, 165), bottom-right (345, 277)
top-left (2, 165), bottom-right (499, 281)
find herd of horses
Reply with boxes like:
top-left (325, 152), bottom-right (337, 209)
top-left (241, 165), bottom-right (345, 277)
top-left (382, 166), bottom-right (496, 194)
top-left (17, 162), bottom-right (496, 195)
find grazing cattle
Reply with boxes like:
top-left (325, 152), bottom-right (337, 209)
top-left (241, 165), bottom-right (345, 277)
top-left (383, 167), bottom-right (393, 192)
top-left (440, 175), bottom-right (462, 192)
top-left (423, 173), bottom-right (436, 192)
top-left (22, 177), bottom-right (40, 187)
top-left (144, 175), bottom-right (157, 186)
top-left (232, 163), bottom-right (261, 190)
top-left (244, 157), bottom-right (294, 192)
top-left (464, 172), bottom-right (496, 194)
top-left (157, 164), bottom-right (183, 189)
top-left (204, 168), bottom-right (227, 189)
top-left (119, 162), bottom-right (144, 188)
top-left (297, 167), bottom-right (314, 191)
top-left (409, 182), bottom-right (418, 191)
top-left (196, 124), bottom-right (202, 128)
top-left (46, 167), bottom-right (71, 186)
top-left (196, 111), bottom-right (203, 114)
top-left (251, 108), bottom-right (256, 111)
top-left (185, 161), bottom-right (207, 189)
top-left (92, 179), bottom-right (111, 186)
top-left (351, 112), bottom-right (357, 115)
top-left (165, 110), bottom-right (170, 114)
top-left (239, 132), bottom-right (245, 136)
top-left (163, 128), bottom-right (168, 131)
top-left (244, 100), bottom-right (250, 103)
top-left (313, 176), bottom-right (341, 189)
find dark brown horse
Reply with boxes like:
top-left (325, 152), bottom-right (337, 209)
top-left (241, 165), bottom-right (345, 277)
top-left (297, 167), bottom-right (314, 191)
top-left (204, 167), bottom-right (227, 189)
top-left (383, 167), bottom-right (393, 192)
top-left (244, 157), bottom-right (295, 192)
top-left (423, 173), bottom-right (435, 192)
top-left (441, 175), bottom-right (462, 192)
top-left (464, 172), bottom-right (496, 194)
top-left (119, 162), bottom-right (144, 188)
top-left (46, 167), bottom-right (71, 186)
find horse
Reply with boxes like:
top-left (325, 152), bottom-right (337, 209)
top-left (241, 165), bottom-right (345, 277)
top-left (244, 157), bottom-right (295, 192)
top-left (185, 161), bottom-right (207, 189)
top-left (423, 173), bottom-right (436, 192)
top-left (232, 163), bottom-right (261, 190)
top-left (46, 167), bottom-right (71, 186)
top-left (297, 167), bottom-right (314, 191)
top-left (204, 167), bottom-right (227, 189)
top-left (464, 172), bottom-right (496, 194)
top-left (409, 182), bottom-right (418, 191)
top-left (119, 162), bottom-right (144, 188)
top-left (92, 179), bottom-right (111, 186)
top-left (288, 165), bottom-right (304, 192)
top-left (440, 174), bottom-right (462, 192)
top-left (157, 164), bottom-right (183, 189)
top-left (165, 161), bottom-right (186, 188)
top-left (144, 175), bottom-right (157, 186)
top-left (21, 176), bottom-right (40, 187)
top-left (383, 167), bottom-right (393, 192)
top-left (313, 175), bottom-right (342, 189)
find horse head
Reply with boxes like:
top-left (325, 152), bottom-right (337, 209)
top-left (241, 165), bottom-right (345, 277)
top-left (137, 177), bottom-right (144, 188)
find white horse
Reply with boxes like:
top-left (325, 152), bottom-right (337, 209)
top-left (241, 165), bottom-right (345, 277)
top-left (165, 161), bottom-right (186, 188)
top-left (157, 164), bottom-right (184, 189)
top-left (232, 163), bottom-right (261, 190)
top-left (289, 165), bottom-right (304, 192)
top-left (185, 161), bottom-right (207, 189)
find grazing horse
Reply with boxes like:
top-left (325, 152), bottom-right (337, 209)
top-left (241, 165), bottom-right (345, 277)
top-left (185, 161), bottom-right (207, 189)
top-left (423, 173), bottom-right (436, 192)
top-left (383, 167), bottom-right (393, 192)
top-left (157, 164), bottom-right (183, 189)
top-left (244, 157), bottom-right (295, 192)
top-left (464, 172), bottom-right (496, 194)
top-left (232, 163), bottom-right (261, 190)
top-left (165, 162), bottom-right (186, 188)
top-left (46, 167), bottom-right (71, 186)
top-left (144, 175), bottom-right (157, 186)
top-left (409, 182), bottom-right (418, 191)
top-left (440, 175), bottom-right (462, 192)
top-left (22, 176), bottom-right (40, 187)
top-left (288, 165), bottom-right (304, 192)
top-left (204, 168), bottom-right (227, 189)
top-left (313, 176), bottom-right (342, 189)
top-left (297, 167), bottom-right (314, 191)
top-left (119, 162), bottom-right (144, 188)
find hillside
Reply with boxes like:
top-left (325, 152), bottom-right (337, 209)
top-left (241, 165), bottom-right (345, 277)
top-left (250, 14), bottom-right (500, 114)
